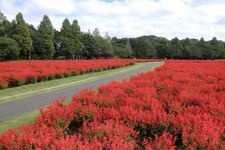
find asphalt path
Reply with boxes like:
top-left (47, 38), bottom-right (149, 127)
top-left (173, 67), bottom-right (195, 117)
top-left (0, 62), bottom-right (163, 121)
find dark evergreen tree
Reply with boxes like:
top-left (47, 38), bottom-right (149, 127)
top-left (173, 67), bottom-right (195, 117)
top-left (57, 19), bottom-right (83, 59)
top-left (112, 38), bottom-right (132, 58)
top-left (123, 39), bottom-right (132, 58)
top-left (28, 25), bottom-right (40, 59)
top-left (1, 11), bottom-right (225, 61)
top-left (0, 37), bottom-right (19, 61)
top-left (12, 13), bottom-right (32, 59)
top-left (36, 15), bottom-right (55, 59)
top-left (102, 32), bottom-right (114, 58)
top-left (209, 37), bottom-right (225, 59)
top-left (81, 32), bottom-right (97, 59)
top-left (181, 38), bottom-right (201, 59)
top-left (170, 37), bottom-right (182, 59)
top-left (92, 28), bottom-right (114, 58)
top-left (71, 20), bottom-right (83, 58)
top-left (156, 39), bottom-right (171, 59)
top-left (58, 19), bottom-right (74, 58)
top-left (198, 38), bottom-right (211, 59)
top-left (135, 37), bottom-right (156, 58)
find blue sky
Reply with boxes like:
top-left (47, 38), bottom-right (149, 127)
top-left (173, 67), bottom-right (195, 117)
top-left (1, 0), bottom-right (225, 40)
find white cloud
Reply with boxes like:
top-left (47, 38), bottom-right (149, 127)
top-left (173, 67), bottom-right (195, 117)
top-left (0, 0), bottom-right (225, 40)
top-left (33, 0), bottom-right (75, 14)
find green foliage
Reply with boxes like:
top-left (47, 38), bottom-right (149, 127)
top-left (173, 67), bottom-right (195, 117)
top-left (156, 39), bottom-right (171, 58)
top-left (58, 19), bottom-right (74, 58)
top-left (113, 35), bottom-right (225, 59)
top-left (1, 11), bottom-right (225, 60)
top-left (28, 25), bottom-right (39, 59)
top-left (60, 37), bottom-right (76, 59)
top-left (181, 38), bottom-right (196, 59)
top-left (124, 39), bottom-right (132, 58)
top-left (92, 28), bottom-right (114, 58)
top-left (0, 11), bottom-right (6, 22)
top-left (95, 35), bottom-right (114, 58)
top-left (81, 32), bottom-right (97, 59)
top-left (11, 13), bottom-right (32, 59)
top-left (36, 15), bottom-right (55, 59)
top-left (112, 38), bottom-right (132, 58)
top-left (0, 11), bottom-right (12, 37)
top-left (61, 19), bottom-right (73, 38)
top-left (71, 20), bottom-right (83, 57)
top-left (56, 19), bottom-right (83, 59)
top-left (170, 37), bottom-right (182, 59)
top-left (209, 37), bottom-right (225, 59)
top-left (67, 111), bottom-right (93, 135)
top-left (135, 37), bottom-right (156, 58)
top-left (175, 132), bottom-right (186, 149)
top-left (134, 122), bottom-right (171, 140)
top-left (134, 122), bottom-right (176, 149)
top-left (0, 37), bottom-right (19, 61)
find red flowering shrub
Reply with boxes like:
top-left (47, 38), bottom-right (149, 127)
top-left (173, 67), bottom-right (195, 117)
top-left (144, 132), bottom-right (176, 150)
top-left (0, 59), bottom-right (146, 89)
top-left (0, 60), bottom-right (225, 149)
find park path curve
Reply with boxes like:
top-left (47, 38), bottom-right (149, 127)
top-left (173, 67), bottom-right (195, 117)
top-left (0, 62), bottom-right (163, 121)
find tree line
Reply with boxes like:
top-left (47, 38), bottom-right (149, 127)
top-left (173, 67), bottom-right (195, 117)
top-left (0, 11), bottom-right (225, 61)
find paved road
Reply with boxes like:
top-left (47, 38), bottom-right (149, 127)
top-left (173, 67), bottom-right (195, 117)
top-left (0, 62), bottom-right (163, 121)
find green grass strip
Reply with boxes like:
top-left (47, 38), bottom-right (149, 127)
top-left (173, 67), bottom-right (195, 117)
top-left (0, 110), bottom-right (39, 134)
top-left (0, 99), bottom-right (73, 134)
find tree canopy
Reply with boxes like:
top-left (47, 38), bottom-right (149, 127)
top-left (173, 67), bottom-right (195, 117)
top-left (35, 15), bottom-right (55, 59)
top-left (0, 11), bottom-right (225, 61)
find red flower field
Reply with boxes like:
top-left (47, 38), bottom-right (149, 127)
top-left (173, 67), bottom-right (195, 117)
top-left (0, 60), bottom-right (224, 149)
top-left (0, 59), bottom-right (138, 89)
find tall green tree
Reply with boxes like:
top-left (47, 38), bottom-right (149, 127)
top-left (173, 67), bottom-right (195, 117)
top-left (58, 19), bottom-right (83, 59)
top-left (92, 29), bottom-right (114, 58)
top-left (61, 19), bottom-right (72, 38)
top-left (36, 15), bottom-right (55, 59)
top-left (123, 39), bottom-right (132, 58)
top-left (71, 20), bottom-right (83, 58)
top-left (28, 25), bottom-right (40, 59)
top-left (12, 12), bottom-right (32, 59)
top-left (95, 33), bottom-right (114, 58)
top-left (0, 11), bottom-right (20, 61)
top-left (59, 19), bottom-right (74, 58)
top-left (103, 32), bottom-right (114, 58)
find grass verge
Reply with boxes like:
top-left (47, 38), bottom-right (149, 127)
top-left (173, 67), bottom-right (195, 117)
top-left (0, 110), bottom-right (39, 134)
top-left (0, 99), bottom-right (73, 134)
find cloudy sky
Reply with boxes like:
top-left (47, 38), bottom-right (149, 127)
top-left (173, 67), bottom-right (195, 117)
top-left (1, 0), bottom-right (225, 40)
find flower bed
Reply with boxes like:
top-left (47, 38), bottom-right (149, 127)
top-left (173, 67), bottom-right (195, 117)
top-left (0, 59), bottom-right (138, 89)
top-left (0, 60), bottom-right (224, 149)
